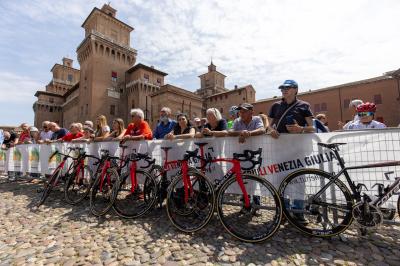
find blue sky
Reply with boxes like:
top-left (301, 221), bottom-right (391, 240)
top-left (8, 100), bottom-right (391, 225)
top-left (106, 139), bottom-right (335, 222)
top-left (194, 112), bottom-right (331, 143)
top-left (1, 0), bottom-right (400, 126)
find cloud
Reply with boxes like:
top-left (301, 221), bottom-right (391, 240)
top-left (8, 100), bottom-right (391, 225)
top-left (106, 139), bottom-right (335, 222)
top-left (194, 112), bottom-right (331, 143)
top-left (1, 0), bottom-right (400, 128)
top-left (121, 0), bottom-right (400, 98)
top-left (0, 72), bottom-right (42, 103)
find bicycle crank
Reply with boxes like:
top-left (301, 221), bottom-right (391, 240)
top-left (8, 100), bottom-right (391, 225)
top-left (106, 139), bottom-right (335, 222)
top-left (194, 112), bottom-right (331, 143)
top-left (352, 202), bottom-right (383, 228)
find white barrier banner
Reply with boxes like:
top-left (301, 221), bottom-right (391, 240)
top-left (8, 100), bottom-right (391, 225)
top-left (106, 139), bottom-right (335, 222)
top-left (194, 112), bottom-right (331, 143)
top-left (2, 129), bottom-right (400, 192)
top-left (0, 149), bottom-right (7, 172)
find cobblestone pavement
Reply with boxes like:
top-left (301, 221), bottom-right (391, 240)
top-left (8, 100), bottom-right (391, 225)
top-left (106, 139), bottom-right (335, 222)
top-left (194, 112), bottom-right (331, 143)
top-left (1, 176), bottom-right (400, 266)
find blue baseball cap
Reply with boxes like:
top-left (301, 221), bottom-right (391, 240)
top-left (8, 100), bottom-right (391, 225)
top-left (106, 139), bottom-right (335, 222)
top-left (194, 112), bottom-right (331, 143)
top-left (279, 80), bottom-right (298, 89)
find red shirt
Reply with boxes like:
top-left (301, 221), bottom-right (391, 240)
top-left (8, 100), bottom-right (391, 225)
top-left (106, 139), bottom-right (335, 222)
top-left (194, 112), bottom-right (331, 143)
top-left (62, 132), bottom-right (84, 142)
top-left (124, 121), bottom-right (153, 140)
top-left (19, 131), bottom-right (30, 143)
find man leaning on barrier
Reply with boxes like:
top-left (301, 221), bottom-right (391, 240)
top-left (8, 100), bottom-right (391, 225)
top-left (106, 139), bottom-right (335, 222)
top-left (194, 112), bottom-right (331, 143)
top-left (266, 80), bottom-right (314, 138)
top-left (123, 108), bottom-right (153, 142)
top-left (228, 103), bottom-right (265, 143)
top-left (153, 107), bottom-right (177, 139)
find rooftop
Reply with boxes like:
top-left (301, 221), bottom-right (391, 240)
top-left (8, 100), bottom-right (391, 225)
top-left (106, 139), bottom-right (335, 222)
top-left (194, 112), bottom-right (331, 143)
top-left (127, 63), bottom-right (168, 76)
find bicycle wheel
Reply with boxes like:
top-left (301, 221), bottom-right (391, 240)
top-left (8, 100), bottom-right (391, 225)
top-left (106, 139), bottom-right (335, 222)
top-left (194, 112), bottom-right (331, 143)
top-left (64, 165), bottom-right (93, 205)
top-left (90, 167), bottom-right (120, 216)
top-left (37, 168), bottom-right (62, 207)
top-left (397, 196), bottom-right (400, 219)
top-left (113, 169), bottom-right (158, 218)
top-left (216, 174), bottom-right (282, 242)
top-left (166, 170), bottom-right (215, 233)
top-left (279, 169), bottom-right (353, 237)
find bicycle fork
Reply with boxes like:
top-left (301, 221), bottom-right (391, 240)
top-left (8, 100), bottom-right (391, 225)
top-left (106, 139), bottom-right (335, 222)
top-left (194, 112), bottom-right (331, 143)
top-left (99, 160), bottom-right (111, 192)
top-left (233, 161), bottom-right (251, 209)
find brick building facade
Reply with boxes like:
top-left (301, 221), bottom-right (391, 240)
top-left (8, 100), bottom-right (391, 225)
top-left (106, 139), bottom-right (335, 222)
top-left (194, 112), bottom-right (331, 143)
top-left (253, 72), bottom-right (400, 129)
top-left (33, 4), bottom-right (256, 128)
top-left (33, 4), bottom-right (400, 130)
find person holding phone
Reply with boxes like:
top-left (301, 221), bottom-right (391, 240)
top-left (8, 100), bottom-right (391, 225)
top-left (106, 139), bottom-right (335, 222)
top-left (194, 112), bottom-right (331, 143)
top-left (266, 80), bottom-right (314, 138)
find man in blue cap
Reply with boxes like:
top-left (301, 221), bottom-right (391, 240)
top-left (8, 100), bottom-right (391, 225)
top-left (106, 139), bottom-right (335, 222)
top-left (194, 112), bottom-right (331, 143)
top-left (266, 80), bottom-right (314, 138)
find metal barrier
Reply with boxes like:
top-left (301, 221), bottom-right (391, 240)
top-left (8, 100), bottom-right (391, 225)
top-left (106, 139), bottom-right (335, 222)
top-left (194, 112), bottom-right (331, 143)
top-left (326, 128), bottom-right (400, 225)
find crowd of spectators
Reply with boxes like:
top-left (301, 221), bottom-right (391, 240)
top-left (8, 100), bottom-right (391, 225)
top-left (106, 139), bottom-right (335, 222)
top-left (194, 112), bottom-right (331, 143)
top-left (0, 80), bottom-right (394, 150)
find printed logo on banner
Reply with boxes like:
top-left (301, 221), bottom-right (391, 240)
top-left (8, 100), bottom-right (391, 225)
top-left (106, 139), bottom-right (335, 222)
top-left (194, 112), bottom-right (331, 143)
top-left (246, 150), bottom-right (338, 177)
top-left (29, 147), bottom-right (40, 170)
top-left (0, 150), bottom-right (6, 172)
top-left (13, 148), bottom-right (22, 171)
top-left (48, 147), bottom-right (61, 171)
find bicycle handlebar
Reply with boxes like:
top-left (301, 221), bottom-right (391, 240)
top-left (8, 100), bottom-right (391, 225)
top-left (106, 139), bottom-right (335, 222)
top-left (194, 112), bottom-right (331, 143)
top-left (183, 148), bottom-right (262, 171)
top-left (128, 152), bottom-right (156, 168)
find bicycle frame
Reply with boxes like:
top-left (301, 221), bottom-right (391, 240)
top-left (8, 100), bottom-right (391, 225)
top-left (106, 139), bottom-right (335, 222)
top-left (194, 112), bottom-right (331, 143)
top-left (194, 144), bottom-right (251, 208)
top-left (312, 146), bottom-right (400, 206)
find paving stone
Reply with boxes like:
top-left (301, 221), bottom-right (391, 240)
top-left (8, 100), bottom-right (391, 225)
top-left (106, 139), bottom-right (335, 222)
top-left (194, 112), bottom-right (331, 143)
top-left (1, 177), bottom-right (400, 266)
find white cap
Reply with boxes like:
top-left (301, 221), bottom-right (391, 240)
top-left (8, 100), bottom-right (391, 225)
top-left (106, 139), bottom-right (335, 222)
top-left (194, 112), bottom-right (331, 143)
top-left (349, 99), bottom-right (363, 108)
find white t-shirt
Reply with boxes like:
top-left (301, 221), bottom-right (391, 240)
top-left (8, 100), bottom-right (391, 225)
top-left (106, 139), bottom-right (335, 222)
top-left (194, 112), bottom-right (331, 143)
top-left (40, 131), bottom-right (53, 140)
top-left (343, 114), bottom-right (360, 130)
top-left (347, 120), bottom-right (386, 130)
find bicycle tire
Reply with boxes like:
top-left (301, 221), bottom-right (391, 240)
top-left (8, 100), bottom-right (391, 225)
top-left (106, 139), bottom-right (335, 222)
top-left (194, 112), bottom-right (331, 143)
top-left (397, 196), bottom-right (400, 219)
top-left (90, 167), bottom-right (120, 216)
top-left (112, 169), bottom-right (158, 218)
top-left (216, 174), bottom-right (282, 243)
top-left (279, 169), bottom-right (353, 237)
top-left (166, 170), bottom-right (215, 233)
top-left (37, 168), bottom-right (62, 207)
top-left (64, 165), bottom-right (93, 205)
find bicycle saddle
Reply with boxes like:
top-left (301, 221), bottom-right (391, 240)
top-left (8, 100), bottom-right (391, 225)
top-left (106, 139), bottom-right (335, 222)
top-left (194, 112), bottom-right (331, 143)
top-left (317, 142), bottom-right (347, 149)
top-left (194, 142), bottom-right (208, 147)
top-left (185, 149), bottom-right (199, 158)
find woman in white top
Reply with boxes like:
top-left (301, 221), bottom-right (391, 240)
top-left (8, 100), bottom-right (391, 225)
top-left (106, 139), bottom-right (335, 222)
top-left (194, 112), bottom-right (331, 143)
top-left (94, 115), bottom-right (110, 141)
top-left (346, 102), bottom-right (386, 130)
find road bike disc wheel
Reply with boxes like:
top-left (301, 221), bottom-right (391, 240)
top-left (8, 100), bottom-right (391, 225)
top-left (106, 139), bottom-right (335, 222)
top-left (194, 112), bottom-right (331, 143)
top-left (113, 170), bottom-right (158, 218)
top-left (90, 168), bottom-right (120, 216)
top-left (64, 165), bottom-right (93, 205)
top-left (37, 168), bottom-right (61, 207)
top-left (279, 169), bottom-right (353, 237)
top-left (166, 171), bottom-right (215, 233)
top-left (216, 174), bottom-right (282, 243)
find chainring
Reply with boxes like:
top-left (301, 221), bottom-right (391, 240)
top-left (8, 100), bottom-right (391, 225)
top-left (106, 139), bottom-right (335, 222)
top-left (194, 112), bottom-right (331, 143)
top-left (352, 202), bottom-right (383, 228)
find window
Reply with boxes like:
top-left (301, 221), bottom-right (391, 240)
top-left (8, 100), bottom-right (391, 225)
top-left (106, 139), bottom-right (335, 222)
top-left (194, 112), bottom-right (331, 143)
top-left (49, 97), bottom-right (54, 103)
top-left (111, 71), bottom-right (117, 82)
top-left (144, 74), bottom-right (149, 81)
top-left (220, 107), bottom-right (223, 113)
top-left (156, 78), bottom-right (161, 84)
top-left (344, 99), bottom-right (350, 109)
top-left (85, 104), bottom-right (88, 115)
top-left (238, 90), bottom-right (241, 95)
top-left (314, 104), bottom-right (321, 112)
top-left (67, 74), bottom-right (73, 82)
top-left (225, 94), bottom-right (228, 99)
top-left (81, 106), bottom-right (83, 116)
top-left (110, 105), bottom-right (115, 115)
top-left (49, 107), bottom-right (53, 112)
top-left (374, 94), bottom-right (382, 104)
top-left (321, 103), bottom-right (327, 111)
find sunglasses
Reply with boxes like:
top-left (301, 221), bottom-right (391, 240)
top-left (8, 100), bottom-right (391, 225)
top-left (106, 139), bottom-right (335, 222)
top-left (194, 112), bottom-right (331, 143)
top-left (280, 86), bottom-right (294, 91)
top-left (358, 112), bottom-right (374, 117)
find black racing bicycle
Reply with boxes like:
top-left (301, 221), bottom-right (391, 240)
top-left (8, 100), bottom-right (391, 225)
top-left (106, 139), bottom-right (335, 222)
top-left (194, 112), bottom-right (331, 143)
top-left (279, 142), bottom-right (400, 237)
